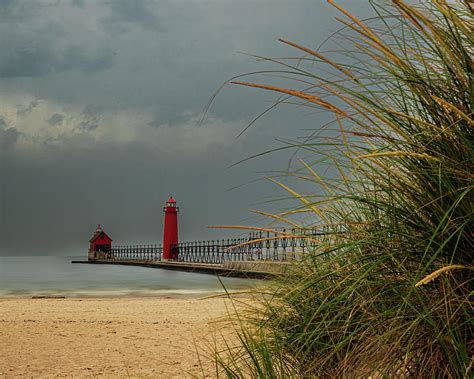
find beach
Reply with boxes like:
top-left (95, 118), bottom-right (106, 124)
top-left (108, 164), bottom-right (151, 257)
top-left (0, 296), bottom-right (242, 378)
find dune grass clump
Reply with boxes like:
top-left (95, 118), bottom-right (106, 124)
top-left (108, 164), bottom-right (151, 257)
top-left (216, 0), bottom-right (473, 377)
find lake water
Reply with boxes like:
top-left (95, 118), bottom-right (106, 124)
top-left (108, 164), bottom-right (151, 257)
top-left (0, 256), bottom-right (260, 297)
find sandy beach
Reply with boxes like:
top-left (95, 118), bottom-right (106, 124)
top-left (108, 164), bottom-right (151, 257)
top-left (0, 296), bottom-right (242, 378)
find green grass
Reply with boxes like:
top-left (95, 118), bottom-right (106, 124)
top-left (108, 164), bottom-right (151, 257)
top-left (214, 0), bottom-right (473, 377)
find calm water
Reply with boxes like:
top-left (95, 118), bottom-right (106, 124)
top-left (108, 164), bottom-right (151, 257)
top-left (0, 256), bottom-right (259, 297)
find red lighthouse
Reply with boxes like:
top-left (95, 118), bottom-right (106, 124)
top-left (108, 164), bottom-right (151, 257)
top-left (88, 224), bottom-right (112, 260)
top-left (163, 196), bottom-right (179, 260)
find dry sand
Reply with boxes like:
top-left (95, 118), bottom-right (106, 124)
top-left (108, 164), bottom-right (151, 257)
top-left (0, 296), bottom-right (243, 378)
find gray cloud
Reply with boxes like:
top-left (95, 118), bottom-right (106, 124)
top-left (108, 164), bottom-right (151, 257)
top-left (75, 105), bottom-right (102, 132)
top-left (0, 128), bottom-right (20, 146)
top-left (0, 0), bottom-right (373, 255)
top-left (71, 0), bottom-right (85, 9)
top-left (0, 37), bottom-right (115, 78)
top-left (101, 0), bottom-right (161, 33)
top-left (55, 45), bottom-right (115, 74)
top-left (0, 116), bottom-right (21, 146)
top-left (16, 100), bottom-right (40, 115)
top-left (47, 113), bottom-right (65, 126)
top-left (0, 0), bottom-right (42, 23)
top-left (83, 105), bottom-right (103, 117)
top-left (0, 116), bottom-right (7, 129)
top-left (0, 2), bottom-right (114, 78)
top-left (78, 121), bottom-right (99, 132)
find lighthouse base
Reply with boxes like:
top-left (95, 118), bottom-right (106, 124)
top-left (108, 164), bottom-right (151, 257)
top-left (88, 250), bottom-right (109, 261)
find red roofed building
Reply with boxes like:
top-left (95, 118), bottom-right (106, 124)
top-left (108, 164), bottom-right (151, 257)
top-left (88, 224), bottom-right (112, 260)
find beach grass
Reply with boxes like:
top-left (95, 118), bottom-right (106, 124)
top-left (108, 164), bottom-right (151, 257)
top-left (214, 0), bottom-right (473, 377)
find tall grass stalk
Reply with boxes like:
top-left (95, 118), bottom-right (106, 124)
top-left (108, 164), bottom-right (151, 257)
top-left (215, 0), bottom-right (473, 377)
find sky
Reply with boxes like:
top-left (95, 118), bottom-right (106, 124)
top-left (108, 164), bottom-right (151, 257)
top-left (0, 0), bottom-right (372, 255)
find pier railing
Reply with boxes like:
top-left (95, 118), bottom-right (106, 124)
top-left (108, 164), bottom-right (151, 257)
top-left (107, 227), bottom-right (344, 264)
top-left (110, 244), bottom-right (163, 261)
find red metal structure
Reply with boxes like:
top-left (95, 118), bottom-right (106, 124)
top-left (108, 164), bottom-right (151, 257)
top-left (163, 196), bottom-right (179, 260)
top-left (89, 224), bottom-right (112, 252)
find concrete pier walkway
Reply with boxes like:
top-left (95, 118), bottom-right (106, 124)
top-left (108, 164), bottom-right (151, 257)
top-left (71, 259), bottom-right (285, 279)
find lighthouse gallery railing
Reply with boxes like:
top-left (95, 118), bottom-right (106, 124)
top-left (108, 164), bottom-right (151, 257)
top-left (108, 227), bottom-right (344, 264)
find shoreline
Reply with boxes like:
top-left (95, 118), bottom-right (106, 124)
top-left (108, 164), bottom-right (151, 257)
top-left (0, 295), bottom-right (244, 377)
top-left (0, 290), bottom-right (232, 300)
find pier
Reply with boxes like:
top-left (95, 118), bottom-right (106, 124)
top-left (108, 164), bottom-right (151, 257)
top-left (72, 229), bottom-right (336, 278)
top-left (71, 259), bottom-right (280, 279)
top-left (73, 197), bottom-right (341, 277)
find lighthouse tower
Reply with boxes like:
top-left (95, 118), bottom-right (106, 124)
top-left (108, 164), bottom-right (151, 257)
top-left (163, 196), bottom-right (179, 260)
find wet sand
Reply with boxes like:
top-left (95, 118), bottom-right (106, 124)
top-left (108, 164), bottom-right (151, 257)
top-left (0, 296), bottom-right (241, 378)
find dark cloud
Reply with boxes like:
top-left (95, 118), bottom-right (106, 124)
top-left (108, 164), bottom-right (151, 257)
top-left (0, 43), bottom-right (55, 78)
top-left (102, 0), bottom-right (161, 33)
top-left (0, 136), bottom-right (279, 255)
top-left (75, 105), bottom-right (102, 131)
top-left (0, 117), bottom-right (21, 146)
top-left (148, 111), bottom-right (195, 128)
top-left (16, 100), bottom-right (39, 116)
top-left (0, 128), bottom-right (20, 146)
top-left (71, 0), bottom-right (85, 9)
top-left (0, 116), bottom-right (7, 129)
top-left (0, 40), bottom-right (115, 78)
top-left (83, 105), bottom-right (103, 117)
top-left (47, 113), bottom-right (65, 126)
top-left (77, 121), bottom-right (99, 132)
top-left (0, 0), bottom-right (42, 23)
top-left (0, 4), bottom-right (114, 78)
top-left (0, 0), bottom-right (373, 255)
top-left (55, 45), bottom-right (115, 74)
top-left (148, 118), bottom-right (161, 129)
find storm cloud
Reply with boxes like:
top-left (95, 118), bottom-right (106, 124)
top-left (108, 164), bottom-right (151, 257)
top-left (0, 0), bottom-right (372, 255)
